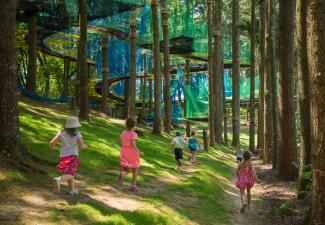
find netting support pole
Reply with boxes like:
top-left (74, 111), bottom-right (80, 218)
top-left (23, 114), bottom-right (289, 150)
top-left (101, 37), bottom-right (109, 114)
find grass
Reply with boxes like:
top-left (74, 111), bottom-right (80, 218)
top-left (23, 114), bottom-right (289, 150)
top-left (0, 97), bottom-right (244, 225)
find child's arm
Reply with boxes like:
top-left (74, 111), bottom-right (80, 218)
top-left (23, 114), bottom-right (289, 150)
top-left (49, 132), bottom-right (61, 151)
top-left (251, 164), bottom-right (259, 182)
top-left (131, 140), bottom-right (143, 155)
top-left (235, 163), bottom-right (241, 176)
top-left (77, 138), bottom-right (88, 149)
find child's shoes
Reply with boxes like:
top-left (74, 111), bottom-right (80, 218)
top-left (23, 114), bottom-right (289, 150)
top-left (240, 203), bottom-right (247, 214)
top-left (54, 177), bottom-right (61, 192)
top-left (69, 189), bottom-right (79, 195)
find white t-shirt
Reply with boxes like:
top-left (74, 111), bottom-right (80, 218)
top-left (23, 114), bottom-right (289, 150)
top-left (237, 148), bottom-right (244, 158)
top-left (171, 136), bottom-right (186, 149)
top-left (59, 131), bottom-right (82, 157)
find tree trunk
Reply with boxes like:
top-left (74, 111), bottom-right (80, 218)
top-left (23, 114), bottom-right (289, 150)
top-left (249, 0), bottom-right (256, 153)
top-left (271, 0), bottom-right (279, 170)
top-left (264, 0), bottom-right (274, 163)
top-left (278, 0), bottom-right (297, 180)
top-left (296, 0), bottom-right (312, 193)
top-left (101, 37), bottom-right (109, 113)
top-left (232, 0), bottom-right (240, 148)
top-left (307, 1), bottom-right (325, 224)
top-left (161, 0), bottom-right (171, 133)
top-left (26, 12), bottom-right (37, 93)
top-left (222, 60), bottom-right (228, 145)
top-left (214, 0), bottom-right (223, 144)
top-left (128, 10), bottom-right (137, 120)
top-left (78, 0), bottom-right (89, 120)
top-left (124, 79), bottom-right (129, 118)
top-left (140, 53), bottom-right (147, 123)
top-left (257, 0), bottom-right (266, 154)
top-left (151, 0), bottom-right (162, 135)
top-left (207, 0), bottom-right (215, 147)
top-left (62, 58), bottom-right (70, 98)
top-left (43, 56), bottom-right (50, 98)
top-left (0, 0), bottom-right (25, 158)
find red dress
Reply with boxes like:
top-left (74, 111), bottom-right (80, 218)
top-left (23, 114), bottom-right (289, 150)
top-left (120, 130), bottom-right (140, 169)
top-left (235, 162), bottom-right (256, 189)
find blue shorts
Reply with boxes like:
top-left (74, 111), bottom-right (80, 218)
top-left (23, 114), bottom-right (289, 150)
top-left (237, 156), bottom-right (243, 162)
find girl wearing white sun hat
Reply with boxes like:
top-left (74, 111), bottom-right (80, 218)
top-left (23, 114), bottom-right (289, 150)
top-left (50, 116), bottom-right (88, 195)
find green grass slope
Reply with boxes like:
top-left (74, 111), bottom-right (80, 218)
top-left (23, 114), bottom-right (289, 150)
top-left (3, 98), bottom-right (240, 225)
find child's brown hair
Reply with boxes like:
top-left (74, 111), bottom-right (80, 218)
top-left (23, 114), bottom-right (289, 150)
top-left (243, 151), bottom-right (252, 161)
top-left (126, 118), bottom-right (136, 131)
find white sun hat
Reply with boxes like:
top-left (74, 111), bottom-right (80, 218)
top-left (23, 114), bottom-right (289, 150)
top-left (65, 116), bottom-right (81, 128)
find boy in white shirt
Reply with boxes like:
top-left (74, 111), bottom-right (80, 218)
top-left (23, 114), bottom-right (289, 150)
top-left (171, 131), bottom-right (186, 170)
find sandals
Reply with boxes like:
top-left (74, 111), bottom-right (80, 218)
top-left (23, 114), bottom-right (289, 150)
top-left (130, 185), bottom-right (137, 192)
top-left (240, 204), bottom-right (247, 214)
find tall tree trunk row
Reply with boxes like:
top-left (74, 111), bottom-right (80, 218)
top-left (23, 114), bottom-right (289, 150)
top-left (296, 0), bottom-right (312, 193)
top-left (214, 0), bottom-right (223, 144)
top-left (257, 0), bottom-right (266, 154)
top-left (128, 10), bottom-right (137, 120)
top-left (27, 12), bottom-right (37, 93)
top-left (78, 0), bottom-right (89, 120)
top-left (0, 0), bottom-right (25, 157)
top-left (232, 0), bottom-right (240, 148)
top-left (249, 0), bottom-right (256, 153)
top-left (306, 0), bottom-right (325, 224)
top-left (161, 0), bottom-right (172, 134)
top-left (207, 0), bottom-right (215, 147)
top-left (151, 0), bottom-right (162, 135)
top-left (101, 37), bottom-right (109, 113)
top-left (278, 0), bottom-right (297, 180)
top-left (264, 0), bottom-right (274, 163)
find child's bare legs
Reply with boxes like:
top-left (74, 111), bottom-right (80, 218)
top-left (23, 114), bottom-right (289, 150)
top-left (118, 168), bottom-right (128, 185)
top-left (131, 168), bottom-right (138, 188)
top-left (240, 189), bottom-right (247, 213)
top-left (60, 174), bottom-right (74, 190)
top-left (191, 151), bottom-right (196, 163)
top-left (247, 188), bottom-right (251, 209)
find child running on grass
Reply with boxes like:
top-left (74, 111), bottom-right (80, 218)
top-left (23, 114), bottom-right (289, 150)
top-left (187, 131), bottom-right (199, 163)
top-left (236, 145), bottom-right (244, 163)
top-left (118, 118), bottom-right (143, 191)
top-left (235, 151), bottom-right (259, 213)
top-left (50, 116), bottom-right (88, 195)
top-left (171, 131), bottom-right (186, 170)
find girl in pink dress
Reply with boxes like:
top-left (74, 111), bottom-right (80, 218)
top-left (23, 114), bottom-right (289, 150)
top-left (118, 118), bottom-right (143, 191)
top-left (235, 151), bottom-right (259, 213)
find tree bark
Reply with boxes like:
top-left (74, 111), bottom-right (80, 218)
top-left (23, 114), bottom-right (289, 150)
top-left (62, 58), bottom-right (70, 98)
top-left (26, 12), bottom-right (37, 93)
top-left (101, 37), bottom-right (109, 113)
top-left (214, 0), bottom-right (223, 144)
top-left (78, 0), bottom-right (89, 120)
top-left (128, 10), bottom-right (137, 120)
top-left (139, 53), bottom-right (147, 123)
top-left (307, 1), bottom-right (325, 224)
top-left (207, 0), bottom-right (215, 147)
top-left (249, 0), bottom-right (256, 153)
top-left (264, 0), bottom-right (274, 163)
top-left (0, 0), bottom-right (25, 158)
top-left (257, 0), bottom-right (266, 154)
top-left (161, 0), bottom-right (171, 134)
top-left (151, 0), bottom-right (162, 135)
top-left (278, 0), bottom-right (297, 180)
top-left (296, 0), bottom-right (312, 193)
top-left (232, 0), bottom-right (240, 148)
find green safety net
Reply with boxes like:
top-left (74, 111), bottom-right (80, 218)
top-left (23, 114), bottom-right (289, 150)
top-left (17, 0), bottom-right (251, 65)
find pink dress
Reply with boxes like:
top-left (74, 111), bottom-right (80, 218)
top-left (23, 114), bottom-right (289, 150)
top-left (120, 130), bottom-right (140, 169)
top-left (235, 162), bottom-right (256, 189)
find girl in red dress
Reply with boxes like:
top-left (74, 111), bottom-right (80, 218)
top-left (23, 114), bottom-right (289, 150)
top-left (235, 151), bottom-right (259, 213)
top-left (118, 118), bottom-right (143, 191)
